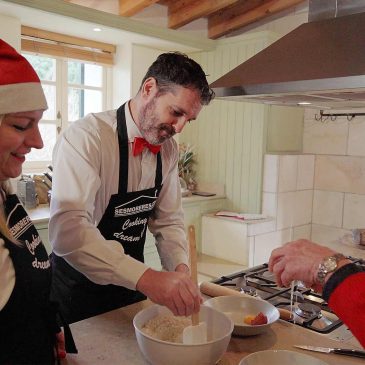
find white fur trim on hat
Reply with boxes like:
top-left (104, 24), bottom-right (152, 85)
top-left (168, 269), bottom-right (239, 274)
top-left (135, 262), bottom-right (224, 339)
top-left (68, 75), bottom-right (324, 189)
top-left (0, 82), bottom-right (47, 115)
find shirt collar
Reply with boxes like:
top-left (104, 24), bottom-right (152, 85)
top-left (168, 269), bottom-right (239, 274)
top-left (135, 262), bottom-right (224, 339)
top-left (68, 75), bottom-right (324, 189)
top-left (125, 101), bottom-right (142, 142)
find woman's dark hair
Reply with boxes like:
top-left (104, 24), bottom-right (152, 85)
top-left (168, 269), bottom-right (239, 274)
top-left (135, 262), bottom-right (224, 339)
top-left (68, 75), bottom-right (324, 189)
top-left (140, 52), bottom-right (215, 105)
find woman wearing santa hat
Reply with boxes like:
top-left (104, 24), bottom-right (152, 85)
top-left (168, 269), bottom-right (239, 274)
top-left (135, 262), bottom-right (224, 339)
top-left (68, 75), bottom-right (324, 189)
top-left (0, 39), bottom-right (76, 364)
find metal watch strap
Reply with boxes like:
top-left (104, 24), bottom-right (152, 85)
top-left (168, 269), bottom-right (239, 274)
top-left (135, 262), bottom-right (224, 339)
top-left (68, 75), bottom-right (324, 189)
top-left (317, 253), bottom-right (346, 285)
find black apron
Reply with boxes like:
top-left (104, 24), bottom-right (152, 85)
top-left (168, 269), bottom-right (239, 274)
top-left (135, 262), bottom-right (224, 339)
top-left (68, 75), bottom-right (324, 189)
top-left (0, 194), bottom-right (59, 364)
top-left (51, 103), bottom-right (163, 324)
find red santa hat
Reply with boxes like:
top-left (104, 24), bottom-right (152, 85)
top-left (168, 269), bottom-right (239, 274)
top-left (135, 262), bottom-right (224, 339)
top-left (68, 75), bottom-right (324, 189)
top-left (0, 39), bottom-right (47, 115)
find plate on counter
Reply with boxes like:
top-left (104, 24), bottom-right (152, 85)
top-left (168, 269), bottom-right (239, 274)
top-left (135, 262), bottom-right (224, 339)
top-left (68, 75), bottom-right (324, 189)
top-left (239, 350), bottom-right (328, 365)
top-left (215, 211), bottom-right (267, 221)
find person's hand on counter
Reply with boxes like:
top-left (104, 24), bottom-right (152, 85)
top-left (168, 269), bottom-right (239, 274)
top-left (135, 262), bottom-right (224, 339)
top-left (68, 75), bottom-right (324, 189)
top-left (136, 268), bottom-right (202, 317)
top-left (268, 239), bottom-right (351, 291)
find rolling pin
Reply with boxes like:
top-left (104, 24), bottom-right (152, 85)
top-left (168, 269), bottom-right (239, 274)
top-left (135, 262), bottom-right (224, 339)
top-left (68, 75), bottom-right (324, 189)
top-left (200, 281), bottom-right (292, 321)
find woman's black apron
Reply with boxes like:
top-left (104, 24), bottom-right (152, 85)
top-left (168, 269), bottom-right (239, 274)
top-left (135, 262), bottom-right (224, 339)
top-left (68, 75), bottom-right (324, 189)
top-left (0, 194), bottom-right (59, 364)
top-left (51, 103), bottom-right (163, 324)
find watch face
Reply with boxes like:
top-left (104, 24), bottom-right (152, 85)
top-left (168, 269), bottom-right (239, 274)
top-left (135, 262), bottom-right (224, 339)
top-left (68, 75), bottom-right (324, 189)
top-left (324, 257), bottom-right (337, 271)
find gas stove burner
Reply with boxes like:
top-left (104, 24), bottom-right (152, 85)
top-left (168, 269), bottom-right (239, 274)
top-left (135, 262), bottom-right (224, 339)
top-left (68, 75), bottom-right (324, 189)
top-left (240, 285), bottom-right (258, 297)
top-left (261, 270), bottom-right (275, 280)
top-left (295, 303), bottom-right (322, 319)
top-left (213, 258), bottom-right (365, 335)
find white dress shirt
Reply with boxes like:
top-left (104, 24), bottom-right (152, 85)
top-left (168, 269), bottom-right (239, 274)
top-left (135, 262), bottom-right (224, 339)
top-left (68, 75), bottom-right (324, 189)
top-left (0, 237), bottom-right (15, 310)
top-left (0, 183), bottom-right (16, 310)
top-left (49, 102), bottom-right (188, 290)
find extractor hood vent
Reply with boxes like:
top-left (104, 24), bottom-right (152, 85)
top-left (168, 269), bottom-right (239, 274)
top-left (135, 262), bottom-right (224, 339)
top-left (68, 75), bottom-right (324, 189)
top-left (210, 0), bottom-right (365, 109)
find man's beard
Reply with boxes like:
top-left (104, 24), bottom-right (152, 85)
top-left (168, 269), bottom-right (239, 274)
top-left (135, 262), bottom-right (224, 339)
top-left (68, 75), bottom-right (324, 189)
top-left (138, 97), bottom-right (175, 145)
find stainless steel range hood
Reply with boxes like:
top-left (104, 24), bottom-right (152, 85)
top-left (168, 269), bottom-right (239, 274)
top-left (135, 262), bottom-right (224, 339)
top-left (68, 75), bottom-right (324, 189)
top-left (210, 0), bottom-right (365, 109)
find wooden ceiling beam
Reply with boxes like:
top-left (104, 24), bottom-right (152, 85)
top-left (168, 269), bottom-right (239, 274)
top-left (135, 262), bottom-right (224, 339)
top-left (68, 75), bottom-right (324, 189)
top-left (167, 0), bottom-right (239, 29)
top-left (119, 0), bottom-right (159, 17)
top-left (208, 0), bottom-right (305, 39)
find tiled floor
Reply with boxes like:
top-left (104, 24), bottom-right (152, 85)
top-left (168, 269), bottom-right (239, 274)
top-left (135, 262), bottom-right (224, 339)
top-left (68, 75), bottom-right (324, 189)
top-left (197, 254), bottom-right (246, 283)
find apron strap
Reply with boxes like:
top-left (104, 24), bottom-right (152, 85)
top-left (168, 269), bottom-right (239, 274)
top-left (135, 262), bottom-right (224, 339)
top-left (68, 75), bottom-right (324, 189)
top-left (116, 104), bottom-right (129, 194)
top-left (57, 309), bottom-right (78, 354)
top-left (116, 103), bottom-right (163, 193)
top-left (155, 152), bottom-right (162, 187)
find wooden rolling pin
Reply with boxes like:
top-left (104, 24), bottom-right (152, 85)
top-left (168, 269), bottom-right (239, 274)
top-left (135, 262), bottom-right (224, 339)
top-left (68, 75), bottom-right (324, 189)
top-left (200, 281), bottom-right (292, 321)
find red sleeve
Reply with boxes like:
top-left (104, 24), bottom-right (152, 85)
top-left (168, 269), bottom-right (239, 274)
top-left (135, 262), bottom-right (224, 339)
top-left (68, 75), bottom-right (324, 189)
top-left (328, 272), bottom-right (365, 348)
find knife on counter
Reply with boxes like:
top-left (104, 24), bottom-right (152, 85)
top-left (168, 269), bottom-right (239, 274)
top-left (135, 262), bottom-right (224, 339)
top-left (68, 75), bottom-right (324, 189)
top-left (294, 345), bottom-right (365, 358)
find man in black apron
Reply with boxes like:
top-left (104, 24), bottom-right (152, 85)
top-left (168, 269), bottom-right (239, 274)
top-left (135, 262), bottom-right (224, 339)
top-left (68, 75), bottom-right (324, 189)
top-left (50, 52), bottom-right (214, 324)
top-left (51, 104), bottom-right (163, 322)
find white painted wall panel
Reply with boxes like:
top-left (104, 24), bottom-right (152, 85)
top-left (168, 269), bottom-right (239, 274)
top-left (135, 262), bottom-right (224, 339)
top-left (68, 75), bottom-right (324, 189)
top-left (182, 33), bottom-right (276, 213)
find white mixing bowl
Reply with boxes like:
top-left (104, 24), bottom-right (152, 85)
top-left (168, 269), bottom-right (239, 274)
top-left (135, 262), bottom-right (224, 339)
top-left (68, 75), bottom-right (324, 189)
top-left (133, 304), bottom-right (233, 365)
top-left (205, 295), bottom-right (279, 336)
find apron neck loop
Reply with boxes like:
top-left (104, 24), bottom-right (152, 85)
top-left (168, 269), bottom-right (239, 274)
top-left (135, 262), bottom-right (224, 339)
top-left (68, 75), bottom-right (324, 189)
top-left (116, 104), bottom-right (129, 194)
top-left (116, 103), bottom-right (163, 193)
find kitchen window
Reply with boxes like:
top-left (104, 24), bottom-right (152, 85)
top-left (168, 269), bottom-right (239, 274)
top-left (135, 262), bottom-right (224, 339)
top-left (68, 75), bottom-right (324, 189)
top-left (20, 26), bottom-right (115, 172)
top-left (22, 53), bottom-right (112, 172)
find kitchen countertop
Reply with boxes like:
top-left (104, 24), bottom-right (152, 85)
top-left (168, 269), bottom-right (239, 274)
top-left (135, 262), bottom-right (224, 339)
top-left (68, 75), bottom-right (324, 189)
top-left (26, 204), bottom-right (51, 224)
top-left (63, 299), bottom-right (364, 365)
top-left (27, 194), bottom-right (226, 224)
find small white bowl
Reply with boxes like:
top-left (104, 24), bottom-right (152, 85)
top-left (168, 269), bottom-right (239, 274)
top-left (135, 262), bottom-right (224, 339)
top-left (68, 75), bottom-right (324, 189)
top-left (239, 350), bottom-right (328, 365)
top-left (205, 295), bottom-right (279, 336)
top-left (133, 304), bottom-right (233, 365)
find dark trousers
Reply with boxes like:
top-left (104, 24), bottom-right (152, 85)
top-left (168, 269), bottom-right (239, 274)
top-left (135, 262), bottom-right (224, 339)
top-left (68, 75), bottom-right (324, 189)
top-left (50, 253), bottom-right (146, 324)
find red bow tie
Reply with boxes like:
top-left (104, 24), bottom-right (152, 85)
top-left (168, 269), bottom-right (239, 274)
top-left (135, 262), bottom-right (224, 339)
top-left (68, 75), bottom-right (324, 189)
top-left (132, 137), bottom-right (161, 156)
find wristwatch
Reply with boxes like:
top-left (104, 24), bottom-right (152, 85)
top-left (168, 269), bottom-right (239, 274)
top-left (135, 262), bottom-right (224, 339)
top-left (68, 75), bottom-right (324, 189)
top-left (316, 253), bottom-right (346, 284)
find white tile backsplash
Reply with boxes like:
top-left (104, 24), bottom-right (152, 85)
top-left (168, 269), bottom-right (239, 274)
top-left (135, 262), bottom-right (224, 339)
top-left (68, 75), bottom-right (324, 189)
top-left (278, 155), bottom-right (298, 192)
top-left (261, 113), bottom-right (365, 248)
top-left (312, 190), bottom-right (344, 228)
top-left (297, 154), bottom-right (315, 190)
top-left (303, 118), bottom-right (348, 155)
top-left (293, 190), bottom-right (313, 227)
top-left (247, 218), bottom-right (276, 236)
top-left (262, 192), bottom-right (277, 217)
top-left (293, 224), bottom-right (311, 240)
top-left (276, 191), bottom-right (296, 230)
top-left (343, 193), bottom-right (365, 229)
top-left (311, 224), bottom-right (351, 247)
top-left (263, 155), bottom-right (312, 237)
top-left (276, 190), bottom-right (313, 230)
top-left (315, 155), bottom-right (365, 195)
top-left (348, 118), bottom-right (365, 157)
top-left (253, 229), bottom-right (291, 265)
top-left (263, 154), bottom-right (278, 193)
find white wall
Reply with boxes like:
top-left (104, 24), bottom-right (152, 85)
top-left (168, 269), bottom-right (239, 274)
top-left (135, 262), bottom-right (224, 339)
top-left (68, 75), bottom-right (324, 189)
top-left (0, 13), bottom-right (20, 49)
top-left (112, 42), bottom-right (133, 108)
top-left (181, 31), bottom-right (275, 214)
top-left (303, 109), bottom-right (365, 244)
top-left (131, 45), bottom-right (163, 97)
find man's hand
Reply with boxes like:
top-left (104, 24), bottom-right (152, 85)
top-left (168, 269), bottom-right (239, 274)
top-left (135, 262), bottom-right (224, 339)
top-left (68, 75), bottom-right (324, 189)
top-left (269, 239), bottom-right (350, 290)
top-left (175, 263), bottom-right (189, 274)
top-left (136, 268), bottom-right (202, 316)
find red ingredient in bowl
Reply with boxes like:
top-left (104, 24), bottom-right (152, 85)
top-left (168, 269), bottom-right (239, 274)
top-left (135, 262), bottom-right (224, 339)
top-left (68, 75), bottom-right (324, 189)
top-left (250, 312), bottom-right (268, 325)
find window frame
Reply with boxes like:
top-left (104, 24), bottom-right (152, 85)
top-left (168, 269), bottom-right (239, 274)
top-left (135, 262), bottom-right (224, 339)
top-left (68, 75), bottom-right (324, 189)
top-left (21, 52), bottom-right (113, 173)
